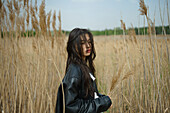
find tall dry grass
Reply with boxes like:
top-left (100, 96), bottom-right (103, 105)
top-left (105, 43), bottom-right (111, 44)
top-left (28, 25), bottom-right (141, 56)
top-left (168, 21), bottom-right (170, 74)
top-left (95, 35), bottom-right (170, 113)
top-left (0, 0), bottom-right (66, 113)
top-left (0, 0), bottom-right (170, 113)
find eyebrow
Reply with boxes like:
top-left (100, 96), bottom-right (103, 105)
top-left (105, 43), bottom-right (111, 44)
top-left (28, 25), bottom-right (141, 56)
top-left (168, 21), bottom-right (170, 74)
top-left (81, 39), bottom-right (90, 41)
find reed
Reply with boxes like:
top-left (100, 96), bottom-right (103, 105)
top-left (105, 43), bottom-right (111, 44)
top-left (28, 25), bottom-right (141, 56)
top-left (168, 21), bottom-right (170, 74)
top-left (58, 10), bottom-right (62, 37)
top-left (7, 0), bottom-right (15, 38)
top-left (47, 10), bottom-right (52, 37)
top-left (52, 10), bottom-right (57, 38)
top-left (39, 0), bottom-right (47, 37)
top-left (0, 0), bottom-right (170, 113)
top-left (20, 12), bottom-right (26, 36)
top-left (30, 3), bottom-right (39, 37)
top-left (167, 0), bottom-right (170, 28)
top-left (159, 0), bottom-right (170, 63)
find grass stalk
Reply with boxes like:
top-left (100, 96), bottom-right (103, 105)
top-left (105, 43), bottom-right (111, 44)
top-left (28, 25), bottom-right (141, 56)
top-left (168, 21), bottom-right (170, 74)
top-left (167, 0), bottom-right (170, 28)
top-left (159, 0), bottom-right (170, 63)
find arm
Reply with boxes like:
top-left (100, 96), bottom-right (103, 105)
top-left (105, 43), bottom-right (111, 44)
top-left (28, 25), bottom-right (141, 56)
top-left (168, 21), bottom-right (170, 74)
top-left (93, 81), bottom-right (104, 97)
top-left (64, 77), bottom-right (111, 113)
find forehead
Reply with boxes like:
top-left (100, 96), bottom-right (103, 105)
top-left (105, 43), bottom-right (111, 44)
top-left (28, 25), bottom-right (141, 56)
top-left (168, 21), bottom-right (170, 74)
top-left (81, 34), bottom-right (90, 40)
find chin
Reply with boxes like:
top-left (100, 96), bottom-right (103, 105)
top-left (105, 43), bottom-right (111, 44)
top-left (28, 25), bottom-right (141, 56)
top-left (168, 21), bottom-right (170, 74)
top-left (86, 53), bottom-right (91, 56)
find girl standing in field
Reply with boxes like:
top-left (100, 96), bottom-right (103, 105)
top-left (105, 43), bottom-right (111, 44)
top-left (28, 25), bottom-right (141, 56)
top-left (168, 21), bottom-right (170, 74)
top-left (55, 28), bottom-right (112, 113)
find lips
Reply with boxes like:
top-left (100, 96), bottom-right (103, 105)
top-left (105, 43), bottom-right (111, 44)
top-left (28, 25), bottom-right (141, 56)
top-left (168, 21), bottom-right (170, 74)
top-left (86, 49), bottom-right (91, 53)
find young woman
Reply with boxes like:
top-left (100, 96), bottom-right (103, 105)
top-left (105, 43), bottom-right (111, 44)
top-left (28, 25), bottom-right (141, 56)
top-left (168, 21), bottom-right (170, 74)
top-left (55, 28), bottom-right (112, 113)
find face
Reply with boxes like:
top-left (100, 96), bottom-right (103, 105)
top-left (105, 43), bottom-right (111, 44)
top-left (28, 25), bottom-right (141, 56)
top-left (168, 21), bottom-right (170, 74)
top-left (81, 34), bottom-right (92, 59)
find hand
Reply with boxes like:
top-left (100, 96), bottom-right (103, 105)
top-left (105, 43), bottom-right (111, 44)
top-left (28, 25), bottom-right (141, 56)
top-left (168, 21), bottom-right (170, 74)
top-left (108, 95), bottom-right (113, 109)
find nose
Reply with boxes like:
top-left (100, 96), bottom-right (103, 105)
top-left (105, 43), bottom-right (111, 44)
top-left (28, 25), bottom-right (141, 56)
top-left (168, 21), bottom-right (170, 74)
top-left (86, 42), bottom-right (90, 47)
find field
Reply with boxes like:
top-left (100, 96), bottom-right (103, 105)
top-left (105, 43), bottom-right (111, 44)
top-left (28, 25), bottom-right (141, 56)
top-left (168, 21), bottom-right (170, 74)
top-left (94, 35), bottom-right (170, 112)
top-left (0, 0), bottom-right (170, 113)
top-left (0, 35), bottom-right (170, 113)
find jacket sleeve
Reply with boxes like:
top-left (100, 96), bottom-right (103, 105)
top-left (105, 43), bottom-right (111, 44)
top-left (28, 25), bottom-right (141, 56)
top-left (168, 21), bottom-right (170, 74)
top-left (93, 81), bottom-right (104, 97)
top-left (63, 65), bottom-right (112, 113)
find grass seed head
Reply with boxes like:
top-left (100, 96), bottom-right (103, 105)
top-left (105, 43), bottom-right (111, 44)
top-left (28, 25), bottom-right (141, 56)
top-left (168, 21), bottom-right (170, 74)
top-left (120, 19), bottom-right (126, 30)
top-left (139, 0), bottom-right (147, 16)
top-left (39, 0), bottom-right (47, 36)
top-left (58, 10), bottom-right (62, 36)
top-left (47, 10), bottom-right (52, 37)
top-left (110, 63), bottom-right (125, 91)
top-left (52, 10), bottom-right (57, 37)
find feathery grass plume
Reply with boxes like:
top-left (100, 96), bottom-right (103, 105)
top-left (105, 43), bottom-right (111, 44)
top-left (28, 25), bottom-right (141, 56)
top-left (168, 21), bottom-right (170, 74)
top-left (139, 0), bottom-right (154, 36)
top-left (26, 0), bottom-right (29, 37)
top-left (122, 61), bottom-right (142, 81)
top-left (2, 3), bottom-right (6, 20)
top-left (58, 10), bottom-right (62, 37)
top-left (39, 0), bottom-right (47, 37)
top-left (139, 0), bottom-right (151, 59)
top-left (110, 62), bottom-right (125, 92)
top-left (120, 19), bottom-right (126, 31)
top-left (47, 10), bottom-right (52, 37)
top-left (21, 12), bottom-right (26, 36)
top-left (14, 0), bottom-right (21, 38)
top-left (26, 9), bottom-right (29, 37)
top-left (7, 0), bottom-right (15, 32)
top-left (52, 10), bottom-right (57, 37)
top-left (139, 0), bottom-right (147, 16)
top-left (139, 0), bottom-right (147, 35)
top-left (30, 0), bottom-right (34, 36)
top-left (13, 0), bottom-right (19, 15)
top-left (30, 5), bottom-right (39, 37)
top-left (122, 71), bottom-right (133, 81)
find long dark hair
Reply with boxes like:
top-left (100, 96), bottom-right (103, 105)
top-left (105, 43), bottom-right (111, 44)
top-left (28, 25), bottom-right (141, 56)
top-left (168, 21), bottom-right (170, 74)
top-left (66, 28), bottom-right (96, 97)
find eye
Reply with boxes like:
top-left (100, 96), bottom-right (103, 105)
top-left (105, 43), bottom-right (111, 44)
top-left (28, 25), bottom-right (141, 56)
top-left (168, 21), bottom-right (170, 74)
top-left (81, 41), bottom-right (85, 45)
top-left (87, 40), bottom-right (91, 44)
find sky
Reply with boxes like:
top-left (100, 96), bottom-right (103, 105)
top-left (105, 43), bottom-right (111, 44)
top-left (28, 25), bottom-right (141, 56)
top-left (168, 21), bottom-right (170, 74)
top-left (36, 0), bottom-right (169, 30)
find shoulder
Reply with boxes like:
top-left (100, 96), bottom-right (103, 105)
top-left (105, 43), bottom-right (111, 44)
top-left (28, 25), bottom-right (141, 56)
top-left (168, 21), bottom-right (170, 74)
top-left (65, 63), bottom-right (82, 79)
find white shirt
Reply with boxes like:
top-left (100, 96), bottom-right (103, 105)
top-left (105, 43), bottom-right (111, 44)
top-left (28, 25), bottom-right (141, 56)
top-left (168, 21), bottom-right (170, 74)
top-left (89, 73), bottom-right (99, 99)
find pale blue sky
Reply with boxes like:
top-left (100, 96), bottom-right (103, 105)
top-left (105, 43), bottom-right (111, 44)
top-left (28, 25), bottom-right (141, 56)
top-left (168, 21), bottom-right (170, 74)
top-left (36, 0), bottom-right (169, 30)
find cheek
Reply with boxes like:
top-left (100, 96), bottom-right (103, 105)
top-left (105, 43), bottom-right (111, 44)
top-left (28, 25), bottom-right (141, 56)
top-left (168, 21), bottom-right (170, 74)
top-left (82, 45), bottom-right (86, 52)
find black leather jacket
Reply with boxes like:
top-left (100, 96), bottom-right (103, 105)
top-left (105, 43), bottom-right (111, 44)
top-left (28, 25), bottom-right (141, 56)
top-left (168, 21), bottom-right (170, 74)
top-left (55, 63), bottom-right (112, 113)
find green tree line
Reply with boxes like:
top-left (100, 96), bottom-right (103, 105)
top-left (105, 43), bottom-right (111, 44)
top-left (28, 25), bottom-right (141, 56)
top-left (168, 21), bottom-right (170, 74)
top-left (64, 25), bottom-right (170, 36)
top-left (1, 25), bottom-right (170, 38)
